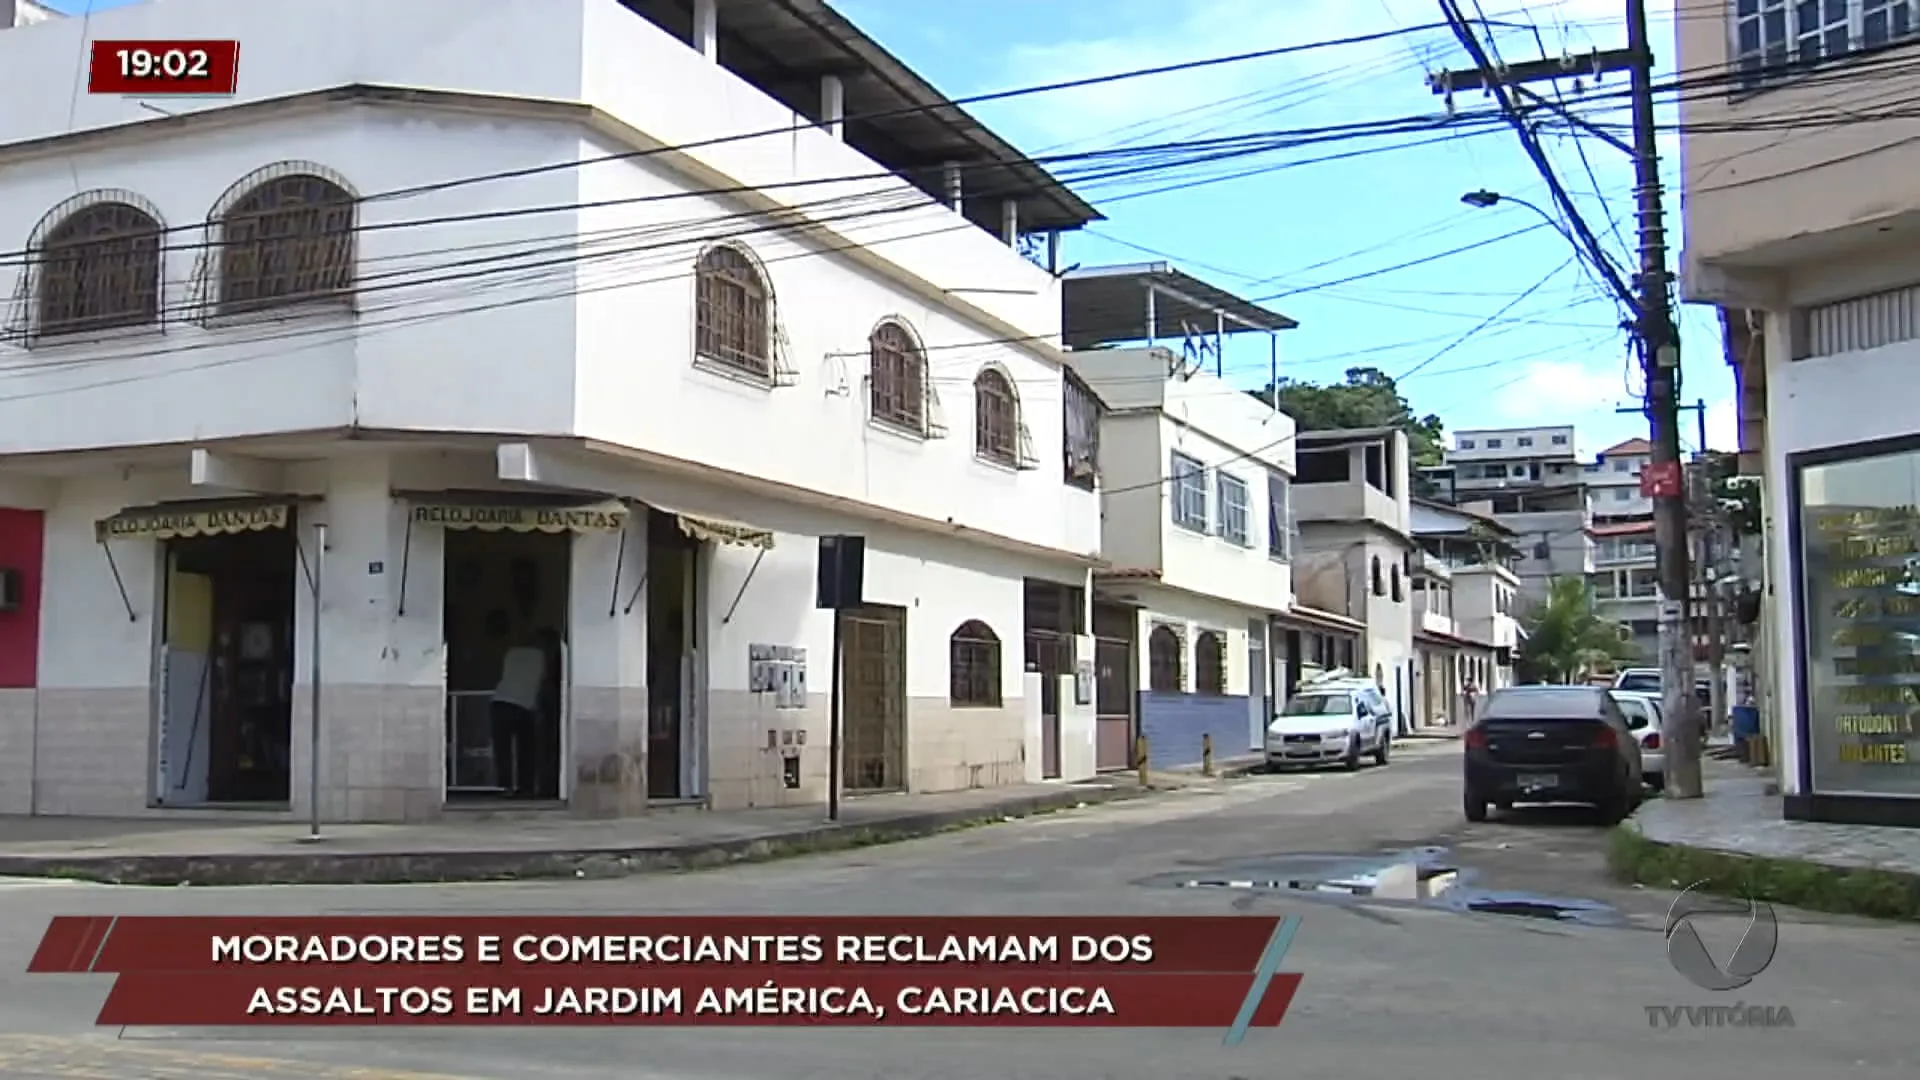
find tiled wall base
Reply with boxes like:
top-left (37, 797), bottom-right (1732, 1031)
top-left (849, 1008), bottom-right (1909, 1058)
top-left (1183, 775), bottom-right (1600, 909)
top-left (5, 686), bottom-right (1034, 820)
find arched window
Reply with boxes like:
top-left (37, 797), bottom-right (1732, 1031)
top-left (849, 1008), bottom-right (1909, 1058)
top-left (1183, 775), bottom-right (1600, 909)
top-left (1148, 625), bottom-right (1183, 693)
top-left (694, 244), bottom-right (772, 377)
top-left (949, 620), bottom-right (1001, 707)
top-left (1390, 565), bottom-right (1403, 603)
top-left (974, 367), bottom-right (1019, 466)
top-left (1194, 631), bottom-right (1227, 696)
top-left (868, 320), bottom-right (926, 432)
top-left (217, 172), bottom-right (356, 314)
top-left (1371, 556), bottom-right (1384, 596)
top-left (32, 197), bottom-right (162, 338)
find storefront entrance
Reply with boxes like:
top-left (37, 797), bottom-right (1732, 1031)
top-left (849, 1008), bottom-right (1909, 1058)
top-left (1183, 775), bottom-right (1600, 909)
top-left (645, 509), bottom-right (699, 801)
top-left (441, 526), bottom-right (572, 802)
top-left (148, 513), bottom-right (298, 807)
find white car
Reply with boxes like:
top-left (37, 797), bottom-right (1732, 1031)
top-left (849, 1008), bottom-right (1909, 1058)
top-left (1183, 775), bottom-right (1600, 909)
top-left (1266, 679), bottom-right (1394, 771)
top-left (1609, 690), bottom-right (1666, 790)
top-left (1612, 668), bottom-right (1662, 695)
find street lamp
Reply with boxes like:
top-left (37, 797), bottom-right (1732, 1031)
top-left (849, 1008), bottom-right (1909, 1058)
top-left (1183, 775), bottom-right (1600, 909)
top-left (1460, 189), bottom-right (1502, 208)
top-left (1460, 189), bottom-right (1585, 259)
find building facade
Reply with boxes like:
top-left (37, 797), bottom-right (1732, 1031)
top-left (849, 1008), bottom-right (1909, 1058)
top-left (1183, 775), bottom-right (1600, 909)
top-left (1062, 264), bottom-right (1297, 768)
top-left (1429, 425), bottom-right (1594, 605)
top-left (1587, 438), bottom-right (1658, 660)
top-left (1409, 499), bottom-right (1521, 725)
top-left (0, 0), bottom-right (1109, 821)
top-left (1678, 0), bottom-right (1920, 824)
top-left (1292, 428), bottom-right (1417, 729)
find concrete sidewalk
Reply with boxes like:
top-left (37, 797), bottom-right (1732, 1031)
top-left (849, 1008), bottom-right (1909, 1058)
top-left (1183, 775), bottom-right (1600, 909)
top-left (1626, 765), bottom-right (1920, 879)
top-left (0, 779), bottom-right (1166, 887)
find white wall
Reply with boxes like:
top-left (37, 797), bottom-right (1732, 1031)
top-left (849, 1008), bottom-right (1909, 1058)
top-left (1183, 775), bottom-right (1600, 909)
top-left (1071, 349), bottom-right (1294, 614)
top-left (0, 0), bottom-right (1057, 335)
top-left (1450, 426), bottom-right (1577, 460)
top-left (571, 129), bottom-right (1096, 561)
top-left (1754, 308), bottom-right (1920, 795)
top-left (0, 109), bottom-right (583, 455)
top-left (0, 5), bottom-right (1096, 561)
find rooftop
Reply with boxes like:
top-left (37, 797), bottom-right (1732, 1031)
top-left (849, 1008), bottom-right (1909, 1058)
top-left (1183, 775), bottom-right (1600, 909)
top-left (1061, 262), bottom-right (1296, 351)
top-left (621, 0), bottom-right (1102, 237)
top-left (1411, 496), bottom-right (1516, 537)
top-left (1599, 437), bottom-right (1652, 456)
top-left (1297, 426), bottom-right (1400, 445)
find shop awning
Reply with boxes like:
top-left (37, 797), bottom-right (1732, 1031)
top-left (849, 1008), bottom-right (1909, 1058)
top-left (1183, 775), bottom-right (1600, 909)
top-left (673, 512), bottom-right (775, 550)
top-left (95, 498), bottom-right (294, 542)
top-left (407, 496), bottom-right (628, 533)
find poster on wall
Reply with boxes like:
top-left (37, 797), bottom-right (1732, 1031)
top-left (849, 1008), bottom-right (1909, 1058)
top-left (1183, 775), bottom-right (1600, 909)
top-left (1796, 446), bottom-right (1920, 797)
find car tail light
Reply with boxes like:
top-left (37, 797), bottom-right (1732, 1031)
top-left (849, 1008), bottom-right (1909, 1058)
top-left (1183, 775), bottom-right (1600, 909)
top-left (1644, 732), bottom-right (1661, 749)
top-left (1464, 726), bottom-right (1487, 749)
top-left (1592, 725), bottom-right (1617, 749)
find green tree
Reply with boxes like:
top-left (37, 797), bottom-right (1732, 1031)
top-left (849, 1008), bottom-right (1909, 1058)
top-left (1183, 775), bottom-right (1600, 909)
top-left (1516, 576), bottom-right (1637, 684)
top-left (1254, 366), bottom-right (1447, 468)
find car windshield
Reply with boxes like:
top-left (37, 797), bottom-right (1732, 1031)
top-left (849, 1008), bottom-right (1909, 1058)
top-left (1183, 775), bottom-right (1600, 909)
top-left (1284, 692), bottom-right (1353, 716)
top-left (1616, 673), bottom-right (1660, 693)
top-left (1482, 687), bottom-right (1603, 720)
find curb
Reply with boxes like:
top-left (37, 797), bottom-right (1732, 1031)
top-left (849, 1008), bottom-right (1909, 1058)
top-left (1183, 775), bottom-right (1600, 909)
top-left (0, 784), bottom-right (1155, 888)
top-left (1606, 822), bottom-right (1920, 922)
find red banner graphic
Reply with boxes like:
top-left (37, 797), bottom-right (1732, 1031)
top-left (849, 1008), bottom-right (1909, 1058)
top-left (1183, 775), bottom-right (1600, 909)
top-left (28, 915), bottom-right (1303, 1030)
top-left (32, 915), bottom-right (1276, 974)
top-left (94, 970), bottom-right (1302, 1027)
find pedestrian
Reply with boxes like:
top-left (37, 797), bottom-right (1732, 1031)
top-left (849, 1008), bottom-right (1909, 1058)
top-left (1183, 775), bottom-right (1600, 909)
top-left (1462, 678), bottom-right (1479, 726)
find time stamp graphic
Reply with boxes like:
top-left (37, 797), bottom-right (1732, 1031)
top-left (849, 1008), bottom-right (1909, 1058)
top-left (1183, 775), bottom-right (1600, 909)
top-left (87, 40), bottom-right (241, 96)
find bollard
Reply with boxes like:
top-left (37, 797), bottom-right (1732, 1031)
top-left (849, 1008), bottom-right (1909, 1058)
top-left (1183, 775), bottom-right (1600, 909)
top-left (1202, 733), bottom-right (1214, 777)
top-left (1135, 735), bottom-right (1149, 787)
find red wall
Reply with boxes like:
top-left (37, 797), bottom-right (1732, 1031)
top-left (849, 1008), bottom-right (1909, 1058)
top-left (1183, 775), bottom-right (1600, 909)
top-left (0, 508), bottom-right (44, 689)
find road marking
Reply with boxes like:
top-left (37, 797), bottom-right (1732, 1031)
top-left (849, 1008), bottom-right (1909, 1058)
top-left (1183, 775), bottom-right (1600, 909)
top-left (0, 1034), bottom-right (477, 1079)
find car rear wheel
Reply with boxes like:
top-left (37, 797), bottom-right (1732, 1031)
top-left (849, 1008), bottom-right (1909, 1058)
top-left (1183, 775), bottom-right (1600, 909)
top-left (1598, 782), bottom-right (1633, 824)
top-left (1464, 787), bottom-right (1488, 822)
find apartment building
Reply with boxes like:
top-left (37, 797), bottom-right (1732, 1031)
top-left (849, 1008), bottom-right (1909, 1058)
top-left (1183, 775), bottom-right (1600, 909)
top-left (1290, 428), bottom-right (1417, 729)
top-left (1408, 499), bottom-right (1521, 726)
top-left (1586, 438), bottom-right (1658, 661)
top-left (1677, 0), bottom-right (1920, 825)
top-left (1426, 425), bottom-right (1594, 605)
top-left (0, 0), bottom-right (1107, 821)
top-left (1063, 264), bottom-right (1296, 768)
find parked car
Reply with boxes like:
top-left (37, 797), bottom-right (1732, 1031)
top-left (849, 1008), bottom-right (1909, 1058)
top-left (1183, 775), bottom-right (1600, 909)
top-left (1609, 690), bottom-right (1665, 791)
top-left (1463, 685), bottom-right (1644, 823)
top-left (1610, 668), bottom-right (1713, 735)
top-left (1266, 674), bottom-right (1394, 771)
top-left (1612, 668), bottom-right (1661, 695)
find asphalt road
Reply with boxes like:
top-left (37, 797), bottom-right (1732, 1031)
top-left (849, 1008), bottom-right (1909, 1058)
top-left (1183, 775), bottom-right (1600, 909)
top-left (1, 744), bottom-right (1914, 1079)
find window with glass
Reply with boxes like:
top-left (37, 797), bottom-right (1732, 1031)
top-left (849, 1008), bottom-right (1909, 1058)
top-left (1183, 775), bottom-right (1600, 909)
top-left (1517, 436), bottom-right (1534, 447)
top-left (1486, 438), bottom-right (1502, 448)
top-left (1795, 443), bottom-right (1920, 796)
top-left (1732, 0), bottom-right (1917, 91)
top-left (1216, 471), bottom-right (1250, 546)
top-left (1267, 472), bottom-right (1292, 560)
top-left (1170, 452), bottom-right (1208, 532)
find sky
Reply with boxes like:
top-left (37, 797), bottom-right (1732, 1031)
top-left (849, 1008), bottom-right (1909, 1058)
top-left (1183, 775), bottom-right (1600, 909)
top-left (46, 0), bottom-right (1731, 460)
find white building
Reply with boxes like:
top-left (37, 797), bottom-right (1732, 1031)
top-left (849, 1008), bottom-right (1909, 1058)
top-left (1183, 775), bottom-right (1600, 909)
top-left (1428, 425), bottom-right (1594, 606)
top-left (1059, 264), bottom-right (1297, 768)
top-left (1585, 438), bottom-right (1657, 660)
top-left (0, 0), bottom-right (1111, 821)
top-left (1408, 499), bottom-right (1521, 724)
top-left (1291, 428), bottom-right (1417, 729)
top-left (1677, 0), bottom-right (1920, 825)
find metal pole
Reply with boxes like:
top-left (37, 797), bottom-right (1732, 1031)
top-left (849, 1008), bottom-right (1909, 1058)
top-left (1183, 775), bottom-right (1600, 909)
top-left (1627, 0), bottom-right (1699, 798)
top-left (827, 611), bottom-right (843, 822)
top-left (307, 522), bottom-right (326, 839)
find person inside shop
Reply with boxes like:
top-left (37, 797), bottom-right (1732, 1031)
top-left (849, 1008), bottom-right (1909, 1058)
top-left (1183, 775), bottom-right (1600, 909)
top-left (490, 627), bottom-right (563, 798)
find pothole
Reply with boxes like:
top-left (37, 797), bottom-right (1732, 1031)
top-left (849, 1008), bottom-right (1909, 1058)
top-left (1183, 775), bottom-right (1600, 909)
top-left (1148, 847), bottom-right (1622, 926)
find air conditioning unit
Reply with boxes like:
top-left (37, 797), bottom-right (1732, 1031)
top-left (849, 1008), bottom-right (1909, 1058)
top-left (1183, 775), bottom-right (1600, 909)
top-left (0, 567), bottom-right (20, 612)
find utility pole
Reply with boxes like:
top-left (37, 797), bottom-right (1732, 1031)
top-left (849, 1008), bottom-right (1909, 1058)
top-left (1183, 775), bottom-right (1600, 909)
top-left (1429, 0), bottom-right (1700, 795)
